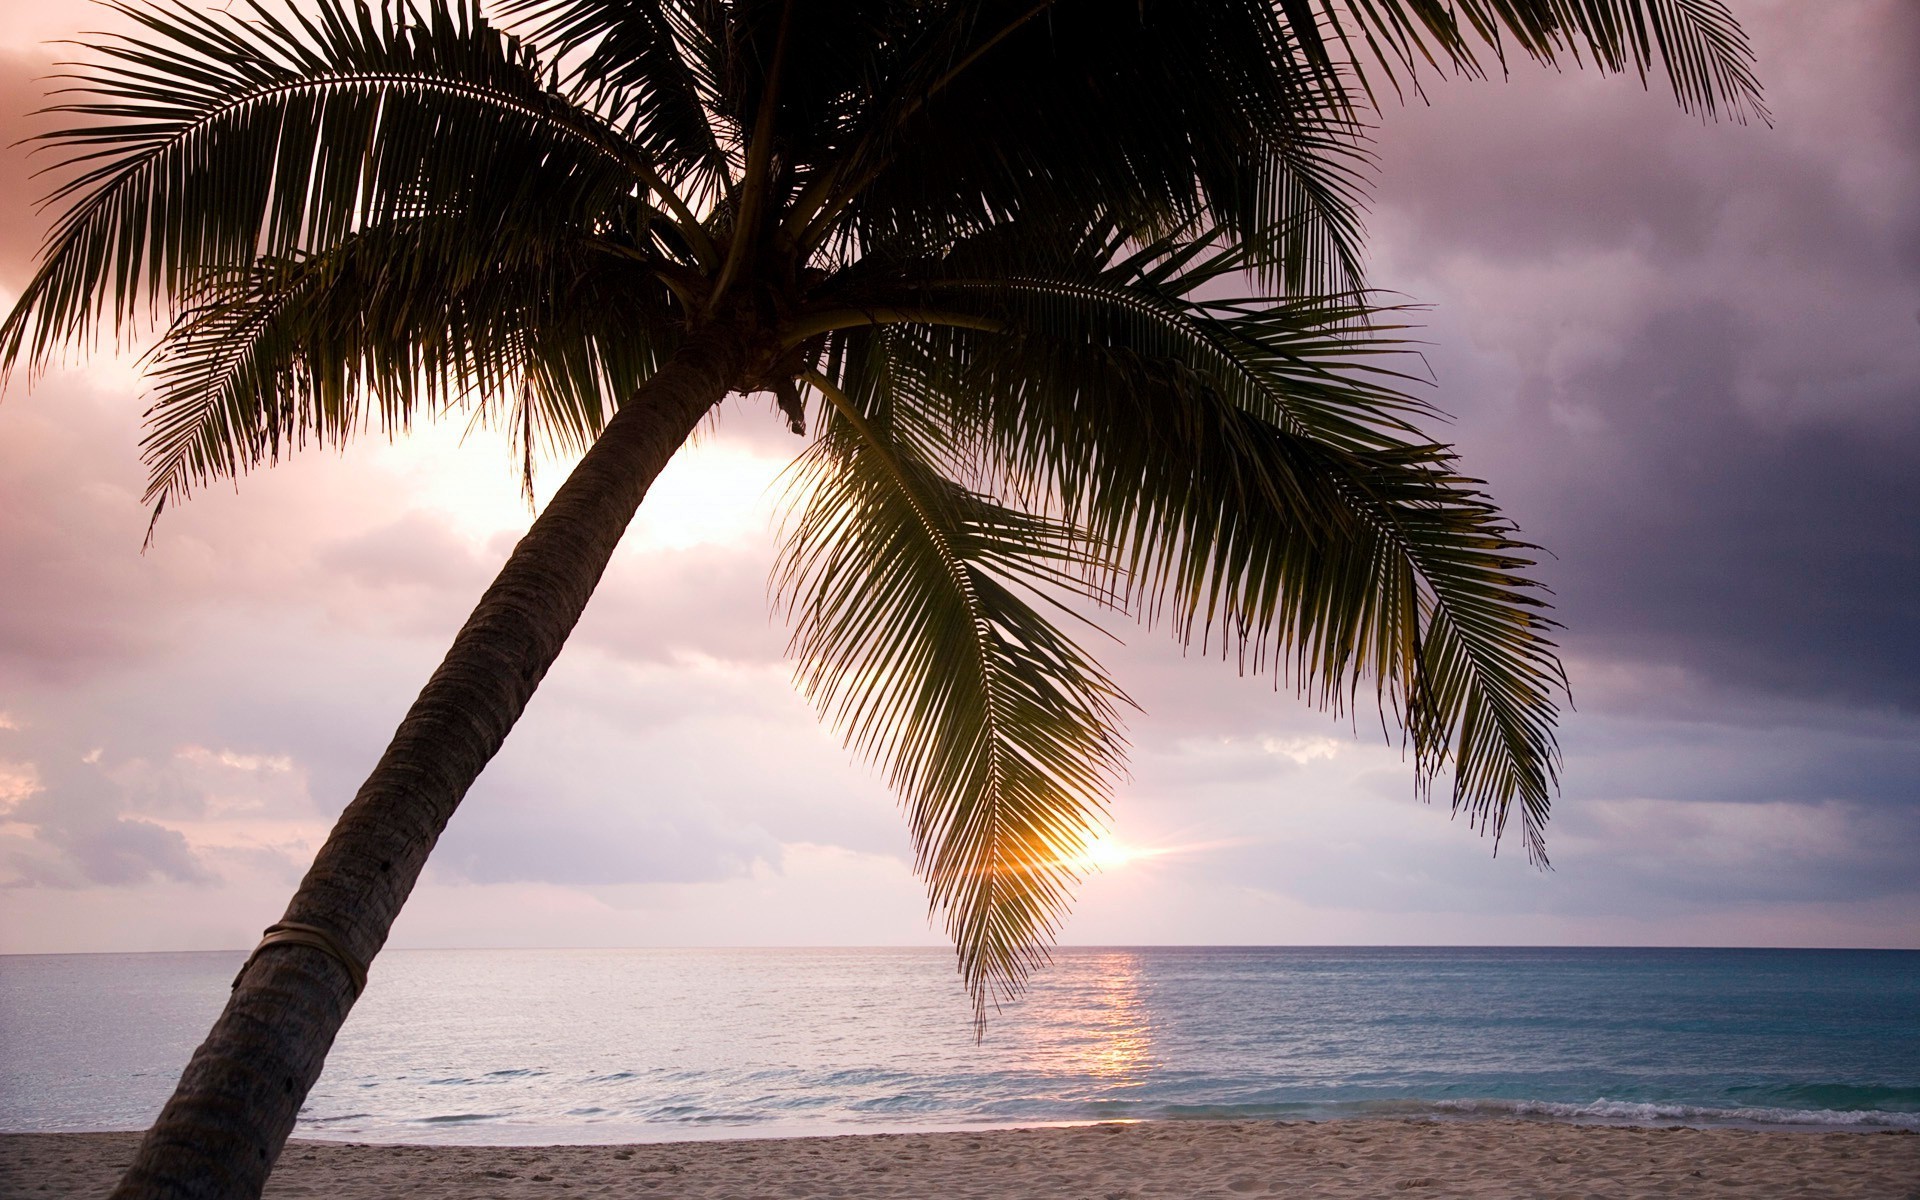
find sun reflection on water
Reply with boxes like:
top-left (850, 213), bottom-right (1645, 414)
top-left (1019, 951), bottom-right (1156, 1089)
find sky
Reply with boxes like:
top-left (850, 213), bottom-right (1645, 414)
top-left (0, 1), bottom-right (1915, 961)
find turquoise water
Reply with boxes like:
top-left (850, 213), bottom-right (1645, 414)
top-left (2, 947), bottom-right (1915, 1143)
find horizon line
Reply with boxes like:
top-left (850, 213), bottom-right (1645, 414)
top-left (6, 942), bottom-right (1917, 958)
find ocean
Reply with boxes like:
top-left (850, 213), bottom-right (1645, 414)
top-left (3, 947), bottom-right (1916, 1144)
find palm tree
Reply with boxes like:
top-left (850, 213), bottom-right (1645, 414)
top-left (2, 1), bottom-right (1761, 1196)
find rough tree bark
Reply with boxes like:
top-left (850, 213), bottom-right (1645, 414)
top-left (109, 326), bottom-right (753, 1200)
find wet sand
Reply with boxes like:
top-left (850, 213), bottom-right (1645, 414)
top-left (5, 1120), bottom-right (1917, 1198)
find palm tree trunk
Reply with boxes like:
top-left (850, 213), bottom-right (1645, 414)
top-left (108, 326), bottom-right (752, 1200)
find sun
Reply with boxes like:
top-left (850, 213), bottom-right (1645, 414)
top-left (1071, 832), bottom-right (1139, 873)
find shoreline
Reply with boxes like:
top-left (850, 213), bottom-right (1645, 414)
top-left (17, 1103), bottom-right (1920, 1149)
top-left (40, 1099), bottom-right (1920, 1141)
top-left (7, 1120), bottom-right (1917, 1198)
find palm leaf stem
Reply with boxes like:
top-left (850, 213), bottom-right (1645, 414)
top-left (706, 0), bottom-right (794, 311)
top-left (781, 306), bottom-right (1006, 347)
top-left (583, 236), bottom-right (702, 308)
top-left (781, 0), bottom-right (1057, 253)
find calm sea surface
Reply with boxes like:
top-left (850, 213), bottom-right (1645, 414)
top-left (3, 947), bottom-right (1916, 1143)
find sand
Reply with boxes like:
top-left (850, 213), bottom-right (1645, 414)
top-left (4, 1121), bottom-right (1917, 1199)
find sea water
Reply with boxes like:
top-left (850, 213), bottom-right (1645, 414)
top-left (2, 947), bottom-right (1915, 1143)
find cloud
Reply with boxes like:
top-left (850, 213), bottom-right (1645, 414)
top-left (429, 802), bottom-right (776, 888)
top-left (573, 541), bottom-right (788, 668)
top-left (0, 0), bottom-right (1915, 952)
top-left (1526, 303), bottom-right (1920, 712)
top-left (0, 750), bottom-right (215, 888)
top-left (426, 651), bottom-right (910, 888)
top-left (0, 372), bottom-right (170, 682)
top-left (0, 50), bottom-right (58, 292)
top-left (1363, 0), bottom-right (1920, 721)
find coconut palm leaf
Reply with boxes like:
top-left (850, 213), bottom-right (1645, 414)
top-left (818, 229), bottom-right (1561, 858)
top-left (0, 0), bottom-right (692, 377)
top-left (1288, 0), bottom-right (1766, 120)
top-left (776, 345), bottom-right (1128, 1026)
top-left (780, 0), bottom-right (1376, 295)
top-left (139, 218), bottom-right (680, 530)
top-left (496, 0), bottom-right (732, 199)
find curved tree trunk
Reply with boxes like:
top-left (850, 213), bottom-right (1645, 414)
top-left (109, 327), bottom-right (752, 1200)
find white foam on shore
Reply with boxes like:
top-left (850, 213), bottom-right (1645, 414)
top-left (1422, 1096), bottom-right (1920, 1130)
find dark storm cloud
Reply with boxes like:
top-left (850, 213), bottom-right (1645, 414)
top-left (1368, 0), bottom-right (1920, 721)
top-left (1512, 301), bottom-right (1919, 711)
top-left (1564, 709), bottom-right (1920, 811)
top-left (1375, 3), bottom-right (1920, 273)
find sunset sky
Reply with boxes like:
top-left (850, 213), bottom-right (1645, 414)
top-left (1, 1), bottom-right (1915, 958)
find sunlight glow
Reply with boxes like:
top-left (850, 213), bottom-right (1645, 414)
top-left (1053, 833), bottom-right (1251, 876)
top-left (356, 420), bottom-right (792, 553)
top-left (625, 438), bottom-right (789, 552)
top-left (0, 762), bottom-right (40, 814)
top-left (1064, 832), bottom-right (1163, 874)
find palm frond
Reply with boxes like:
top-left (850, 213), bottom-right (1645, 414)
top-left (834, 235), bottom-right (1562, 858)
top-left (140, 220), bottom-right (678, 532)
top-left (1302, 0), bottom-right (1767, 121)
top-left (0, 0), bottom-right (682, 379)
top-left (779, 0), bottom-right (1373, 295)
top-left (497, 0), bottom-right (734, 209)
top-left (776, 349), bottom-right (1129, 1028)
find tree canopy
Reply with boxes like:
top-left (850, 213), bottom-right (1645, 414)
top-left (2, 0), bottom-right (1764, 1030)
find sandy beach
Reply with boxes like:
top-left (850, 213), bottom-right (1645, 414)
top-left (5, 1121), bottom-right (1916, 1199)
